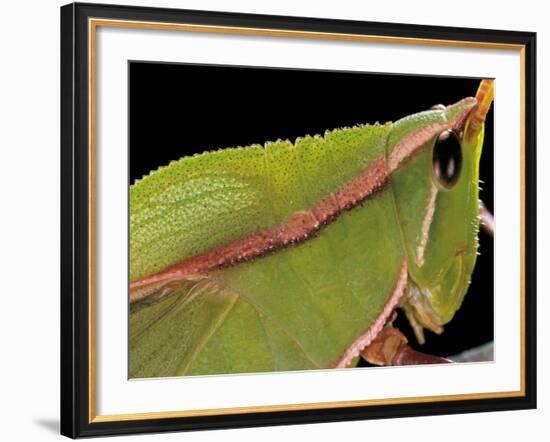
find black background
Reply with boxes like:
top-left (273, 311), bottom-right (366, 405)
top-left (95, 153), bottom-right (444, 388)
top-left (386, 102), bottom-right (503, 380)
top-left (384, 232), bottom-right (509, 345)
top-left (129, 61), bottom-right (493, 360)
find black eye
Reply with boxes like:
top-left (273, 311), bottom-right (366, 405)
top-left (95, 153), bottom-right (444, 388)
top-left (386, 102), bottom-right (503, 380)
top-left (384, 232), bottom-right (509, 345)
top-left (432, 130), bottom-right (462, 189)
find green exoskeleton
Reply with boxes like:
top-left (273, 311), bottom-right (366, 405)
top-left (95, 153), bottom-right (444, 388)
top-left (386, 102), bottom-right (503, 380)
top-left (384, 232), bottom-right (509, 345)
top-left (129, 80), bottom-right (494, 378)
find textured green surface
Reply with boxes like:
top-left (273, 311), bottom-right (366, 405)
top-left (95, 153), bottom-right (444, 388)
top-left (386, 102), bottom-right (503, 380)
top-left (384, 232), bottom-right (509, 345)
top-left (130, 145), bottom-right (268, 282)
top-left (130, 124), bottom-right (391, 282)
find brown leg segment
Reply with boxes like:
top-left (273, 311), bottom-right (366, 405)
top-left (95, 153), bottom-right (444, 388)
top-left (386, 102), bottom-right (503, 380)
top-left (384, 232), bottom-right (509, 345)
top-left (360, 324), bottom-right (451, 366)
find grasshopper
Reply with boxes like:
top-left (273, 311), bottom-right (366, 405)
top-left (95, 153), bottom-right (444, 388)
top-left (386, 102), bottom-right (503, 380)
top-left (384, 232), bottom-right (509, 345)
top-left (129, 80), bottom-right (494, 378)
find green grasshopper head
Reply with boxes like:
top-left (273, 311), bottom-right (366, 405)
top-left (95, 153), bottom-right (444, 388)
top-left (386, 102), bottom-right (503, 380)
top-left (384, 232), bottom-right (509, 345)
top-left (387, 80), bottom-right (494, 342)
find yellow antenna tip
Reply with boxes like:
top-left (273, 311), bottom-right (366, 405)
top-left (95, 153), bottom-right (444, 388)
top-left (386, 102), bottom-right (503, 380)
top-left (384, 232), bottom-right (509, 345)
top-left (465, 79), bottom-right (494, 141)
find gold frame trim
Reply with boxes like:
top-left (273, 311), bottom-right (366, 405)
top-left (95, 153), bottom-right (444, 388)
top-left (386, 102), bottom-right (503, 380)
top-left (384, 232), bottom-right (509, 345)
top-left (88, 18), bottom-right (527, 424)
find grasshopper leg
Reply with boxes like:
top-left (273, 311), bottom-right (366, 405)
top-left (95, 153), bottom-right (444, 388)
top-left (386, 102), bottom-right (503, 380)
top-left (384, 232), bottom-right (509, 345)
top-left (479, 200), bottom-right (494, 237)
top-left (360, 322), bottom-right (451, 366)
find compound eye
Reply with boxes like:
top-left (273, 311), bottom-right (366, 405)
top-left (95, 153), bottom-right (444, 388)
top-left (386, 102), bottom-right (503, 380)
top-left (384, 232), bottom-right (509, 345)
top-left (432, 130), bottom-right (462, 190)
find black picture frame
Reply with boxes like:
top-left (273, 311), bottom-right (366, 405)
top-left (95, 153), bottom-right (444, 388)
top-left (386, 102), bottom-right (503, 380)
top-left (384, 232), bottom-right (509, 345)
top-left (61, 2), bottom-right (537, 438)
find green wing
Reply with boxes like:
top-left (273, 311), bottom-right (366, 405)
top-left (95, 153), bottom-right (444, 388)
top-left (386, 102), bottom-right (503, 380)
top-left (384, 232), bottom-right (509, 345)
top-left (130, 122), bottom-right (407, 377)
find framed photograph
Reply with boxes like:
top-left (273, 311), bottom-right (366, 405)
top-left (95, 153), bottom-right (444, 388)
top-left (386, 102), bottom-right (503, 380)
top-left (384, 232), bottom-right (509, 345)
top-left (60, 2), bottom-right (537, 438)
